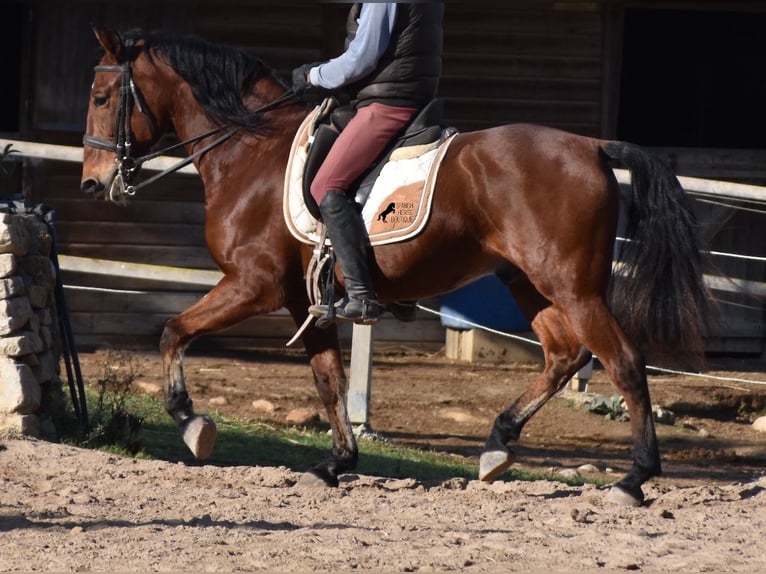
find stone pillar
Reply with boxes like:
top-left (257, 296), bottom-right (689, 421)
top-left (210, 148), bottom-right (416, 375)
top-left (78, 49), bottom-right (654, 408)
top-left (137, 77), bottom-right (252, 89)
top-left (0, 211), bottom-right (64, 440)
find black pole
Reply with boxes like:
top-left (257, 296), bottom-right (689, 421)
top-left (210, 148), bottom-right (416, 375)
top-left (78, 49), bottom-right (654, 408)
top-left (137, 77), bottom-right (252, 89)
top-left (35, 204), bottom-right (89, 430)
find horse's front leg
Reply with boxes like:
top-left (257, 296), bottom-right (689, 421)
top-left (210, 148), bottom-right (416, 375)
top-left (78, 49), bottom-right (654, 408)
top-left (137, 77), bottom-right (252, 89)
top-left (287, 302), bottom-right (358, 487)
top-left (160, 274), bottom-right (279, 460)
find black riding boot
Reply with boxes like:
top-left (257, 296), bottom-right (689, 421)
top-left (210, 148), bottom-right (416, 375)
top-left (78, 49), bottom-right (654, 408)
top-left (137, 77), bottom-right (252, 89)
top-left (310, 190), bottom-right (381, 326)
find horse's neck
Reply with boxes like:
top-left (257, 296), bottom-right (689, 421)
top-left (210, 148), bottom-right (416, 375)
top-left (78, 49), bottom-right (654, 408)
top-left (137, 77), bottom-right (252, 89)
top-left (168, 86), bottom-right (220, 150)
top-left (167, 73), bottom-right (307, 158)
top-left (169, 100), bottom-right (307, 194)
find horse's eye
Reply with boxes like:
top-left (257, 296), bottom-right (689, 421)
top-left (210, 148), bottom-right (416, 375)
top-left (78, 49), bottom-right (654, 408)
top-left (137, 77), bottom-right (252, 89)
top-left (93, 95), bottom-right (108, 107)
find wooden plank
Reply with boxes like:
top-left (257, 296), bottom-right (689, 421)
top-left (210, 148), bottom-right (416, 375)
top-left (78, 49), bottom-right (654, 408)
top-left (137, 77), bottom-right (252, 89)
top-left (65, 287), bottom-right (206, 314)
top-left (649, 147), bottom-right (766, 184)
top-left (440, 76), bottom-right (600, 102)
top-left (444, 52), bottom-right (602, 79)
top-left (0, 138), bottom-right (198, 175)
top-left (56, 221), bottom-right (207, 247)
top-left (59, 255), bottom-right (222, 287)
top-left (60, 245), bottom-right (217, 271)
top-left (445, 328), bottom-right (542, 364)
top-left (613, 169), bottom-right (766, 202)
top-left (445, 98), bottom-right (600, 134)
top-left (52, 198), bottom-right (206, 225)
top-left (68, 311), bottom-right (298, 338)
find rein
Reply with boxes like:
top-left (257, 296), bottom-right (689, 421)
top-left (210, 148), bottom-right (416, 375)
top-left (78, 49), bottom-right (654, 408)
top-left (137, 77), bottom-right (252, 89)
top-left (83, 42), bottom-right (297, 203)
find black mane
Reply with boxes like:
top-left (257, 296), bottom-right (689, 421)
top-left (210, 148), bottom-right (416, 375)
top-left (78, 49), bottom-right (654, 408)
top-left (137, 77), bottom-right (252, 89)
top-left (124, 29), bottom-right (287, 131)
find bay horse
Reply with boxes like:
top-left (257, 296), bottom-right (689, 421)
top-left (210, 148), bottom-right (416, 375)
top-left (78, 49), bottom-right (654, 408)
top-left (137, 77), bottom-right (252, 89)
top-left (80, 28), bottom-right (711, 506)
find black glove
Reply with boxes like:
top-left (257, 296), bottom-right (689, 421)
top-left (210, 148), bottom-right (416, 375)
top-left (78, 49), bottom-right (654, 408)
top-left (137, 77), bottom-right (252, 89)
top-left (291, 63), bottom-right (314, 96)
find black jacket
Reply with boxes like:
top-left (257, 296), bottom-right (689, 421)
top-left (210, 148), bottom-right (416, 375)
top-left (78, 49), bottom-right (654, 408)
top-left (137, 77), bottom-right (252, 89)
top-left (345, 3), bottom-right (443, 107)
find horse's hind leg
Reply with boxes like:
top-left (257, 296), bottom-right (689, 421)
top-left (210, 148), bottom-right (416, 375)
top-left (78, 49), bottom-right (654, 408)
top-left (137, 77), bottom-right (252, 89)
top-left (481, 294), bottom-right (660, 505)
top-left (567, 299), bottom-right (660, 506)
top-left (480, 302), bottom-right (591, 482)
top-left (160, 274), bottom-right (280, 460)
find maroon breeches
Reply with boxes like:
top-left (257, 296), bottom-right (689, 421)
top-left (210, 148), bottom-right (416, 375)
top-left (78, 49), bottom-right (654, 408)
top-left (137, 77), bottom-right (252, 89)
top-left (310, 102), bottom-right (418, 204)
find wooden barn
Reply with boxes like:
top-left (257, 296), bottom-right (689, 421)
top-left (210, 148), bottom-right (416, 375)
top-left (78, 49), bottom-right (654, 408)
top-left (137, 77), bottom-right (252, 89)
top-left (1, 0), bottom-right (764, 356)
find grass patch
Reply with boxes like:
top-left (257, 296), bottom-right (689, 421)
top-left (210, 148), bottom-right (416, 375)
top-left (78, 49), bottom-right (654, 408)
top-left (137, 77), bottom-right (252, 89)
top-left (113, 402), bottom-right (484, 482)
top-left (56, 350), bottom-right (604, 487)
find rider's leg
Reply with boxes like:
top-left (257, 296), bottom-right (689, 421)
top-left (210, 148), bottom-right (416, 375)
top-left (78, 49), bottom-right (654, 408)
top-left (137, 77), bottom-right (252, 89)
top-left (314, 189), bottom-right (380, 323)
top-left (310, 102), bottom-right (417, 325)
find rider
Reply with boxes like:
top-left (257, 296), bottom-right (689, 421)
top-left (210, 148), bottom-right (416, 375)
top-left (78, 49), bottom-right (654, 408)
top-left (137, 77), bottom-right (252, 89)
top-left (291, 2), bottom-right (444, 325)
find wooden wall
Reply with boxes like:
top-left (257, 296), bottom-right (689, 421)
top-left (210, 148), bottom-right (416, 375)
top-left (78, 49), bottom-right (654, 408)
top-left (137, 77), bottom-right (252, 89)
top-left (7, 1), bottom-right (765, 355)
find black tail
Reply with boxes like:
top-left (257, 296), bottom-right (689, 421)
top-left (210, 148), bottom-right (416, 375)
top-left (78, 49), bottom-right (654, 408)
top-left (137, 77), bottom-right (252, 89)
top-left (602, 141), bottom-right (713, 365)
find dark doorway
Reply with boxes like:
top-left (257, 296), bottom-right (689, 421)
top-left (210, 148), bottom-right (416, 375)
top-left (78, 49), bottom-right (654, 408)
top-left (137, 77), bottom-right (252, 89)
top-left (618, 9), bottom-right (766, 149)
top-left (0, 2), bottom-right (24, 133)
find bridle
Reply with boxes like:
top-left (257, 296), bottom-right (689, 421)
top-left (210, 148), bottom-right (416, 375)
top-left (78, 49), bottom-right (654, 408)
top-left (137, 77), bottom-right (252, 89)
top-left (82, 39), bottom-right (295, 203)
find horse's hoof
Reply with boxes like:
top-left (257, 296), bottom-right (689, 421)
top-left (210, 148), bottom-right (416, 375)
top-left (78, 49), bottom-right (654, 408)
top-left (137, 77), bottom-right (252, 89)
top-left (296, 468), bottom-right (339, 488)
top-left (606, 485), bottom-right (644, 507)
top-left (181, 415), bottom-right (217, 460)
top-left (479, 449), bottom-right (515, 482)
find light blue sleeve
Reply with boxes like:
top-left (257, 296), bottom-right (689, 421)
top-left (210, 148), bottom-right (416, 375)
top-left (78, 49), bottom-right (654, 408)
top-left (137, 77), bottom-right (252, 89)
top-left (309, 3), bottom-right (397, 90)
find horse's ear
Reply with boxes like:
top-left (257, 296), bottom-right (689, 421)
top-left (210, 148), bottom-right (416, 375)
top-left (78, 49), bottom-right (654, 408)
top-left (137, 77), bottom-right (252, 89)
top-left (92, 26), bottom-right (123, 60)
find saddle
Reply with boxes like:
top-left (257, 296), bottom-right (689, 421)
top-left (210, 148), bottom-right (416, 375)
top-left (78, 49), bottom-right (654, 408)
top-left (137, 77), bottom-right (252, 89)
top-left (285, 98), bottom-right (450, 345)
top-left (302, 98), bottom-right (445, 220)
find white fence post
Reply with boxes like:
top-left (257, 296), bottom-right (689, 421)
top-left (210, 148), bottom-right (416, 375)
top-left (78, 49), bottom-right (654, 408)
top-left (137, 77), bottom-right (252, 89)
top-left (569, 357), bottom-right (594, 392)
top-left (347, 323), bottom-right (373, 425)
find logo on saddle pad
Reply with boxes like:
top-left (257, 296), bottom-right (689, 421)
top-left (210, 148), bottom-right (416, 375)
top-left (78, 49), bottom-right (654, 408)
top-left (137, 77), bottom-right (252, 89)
top-left (283, 105), bottom-right (456, 247)
top-left (377, 202), bottom-right (396, 222)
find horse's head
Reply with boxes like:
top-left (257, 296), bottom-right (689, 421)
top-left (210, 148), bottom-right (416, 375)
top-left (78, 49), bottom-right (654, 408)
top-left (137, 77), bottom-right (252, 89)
top-left (81, 27), bottom-right (163, 201)
top-left (81, 27), bottom-right (296, 203)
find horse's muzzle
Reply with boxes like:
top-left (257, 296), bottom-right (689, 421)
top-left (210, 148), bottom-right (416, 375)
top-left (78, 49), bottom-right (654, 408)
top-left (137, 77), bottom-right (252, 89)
top-left (80, 177), bottom-right (105, 197)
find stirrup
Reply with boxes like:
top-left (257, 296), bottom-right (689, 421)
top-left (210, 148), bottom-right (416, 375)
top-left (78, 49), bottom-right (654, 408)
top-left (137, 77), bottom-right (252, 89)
top-left (309, 295), bottom-right (381, 328)
top-left (388, 301), bottom-right (418, 322)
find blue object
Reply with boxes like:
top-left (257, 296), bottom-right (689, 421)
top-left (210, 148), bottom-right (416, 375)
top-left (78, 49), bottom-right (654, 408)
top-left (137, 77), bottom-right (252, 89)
top-left (440, 275), bottom-right (530, 331)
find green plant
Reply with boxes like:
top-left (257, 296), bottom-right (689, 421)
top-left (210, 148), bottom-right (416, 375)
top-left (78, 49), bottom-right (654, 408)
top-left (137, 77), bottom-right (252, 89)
top-left (587, 393), bottom-right (630, 422)
top-left (0, 143), bottom-right (19, 178)
top-left (82, 349), bottom-right (144, 454)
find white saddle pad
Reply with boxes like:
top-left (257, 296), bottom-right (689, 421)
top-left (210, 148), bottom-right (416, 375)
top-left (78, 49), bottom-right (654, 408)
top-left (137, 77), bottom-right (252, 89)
top-left (283, 105), bottom-right (457, 246)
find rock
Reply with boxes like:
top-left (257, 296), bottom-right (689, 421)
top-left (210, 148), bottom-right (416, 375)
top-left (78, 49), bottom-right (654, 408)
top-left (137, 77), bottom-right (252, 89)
top-left (209, 396), bottom-right (228, 406)
top-left (27, 285), bottom-right (49, 309)
top-left (577, 464), bottom-right (601, 474)
top-left (0, 413), bottom-right (39, 437)
top-left (0, 276), bottom-right (25, 299)
top-left (383, 477), bottom-right (420, 491)
top-left (555, 468), bottom-right (581, 480)
top-left (752, 416), bottom-right (766, 433)
top-left (437, 407), bottom-right (485, 425)
top-left (0, 330), bottom-right (44, 356)
top-left (134, 381), bottom-right (163, 395)
top-left (31, 350), bottom-right (58, 383)
top-left (285, 408), bottom-right (319, 426)
top-left (653, 406), bottom-right (676, 425)
top-left (0, 253), bottom-right (18, 278)
top-left (0, 297), bottom-right (33, 336)
top-left (440, 477), bottom-right (468, 490)
top-left (251, 399), bottom-right (276, 413)
top-left (570, 507), bottom-right (596, 523)
top-left (0, 357), bottom-right (41, 414)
